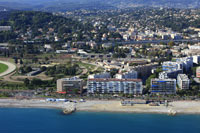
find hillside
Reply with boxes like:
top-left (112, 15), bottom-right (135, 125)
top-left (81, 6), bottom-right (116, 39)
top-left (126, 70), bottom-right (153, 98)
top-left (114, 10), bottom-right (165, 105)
top-left (0, 0), bottom-right (199, 12)
top-left (0, 11), bottom-right (93, 42)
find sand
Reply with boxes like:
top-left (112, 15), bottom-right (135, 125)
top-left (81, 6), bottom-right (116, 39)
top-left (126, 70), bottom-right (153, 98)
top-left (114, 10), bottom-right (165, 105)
top-left (0, 99), bottom-right (200, 114)
top-left (76, 100), bottom-right (200, 114)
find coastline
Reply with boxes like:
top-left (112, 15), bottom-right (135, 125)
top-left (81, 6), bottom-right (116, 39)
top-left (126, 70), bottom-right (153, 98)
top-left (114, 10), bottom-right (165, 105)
top-left (1, 99), bottom-right (200, 114)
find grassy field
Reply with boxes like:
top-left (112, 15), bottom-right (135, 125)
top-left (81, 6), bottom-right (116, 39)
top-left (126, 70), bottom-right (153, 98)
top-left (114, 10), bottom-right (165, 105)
top-left (0, 63), bottom-right (8, 74)
top-left (76, 62), bottom-right (96, 71)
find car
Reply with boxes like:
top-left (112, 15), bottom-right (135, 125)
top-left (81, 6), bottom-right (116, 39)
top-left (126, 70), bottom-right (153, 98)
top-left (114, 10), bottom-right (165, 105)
top-left (80, 99), bottom-right (86, 102)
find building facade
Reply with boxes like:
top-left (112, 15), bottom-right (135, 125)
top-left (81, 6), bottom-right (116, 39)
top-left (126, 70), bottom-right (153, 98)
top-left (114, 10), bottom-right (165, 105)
top-left (87, 79), bottom-right (143, 95)
top-left (57, 77), bottom-right (83, 93)
top-left (162, 57), bottom-right (193, 72)
top-left (159, 69), bottom-right (182, 79)
top-left (193, 55), bottom-right (200, 64)
top-left (197, 67), bottom-right (200, 78)
top-left (151, 78), bottom-right (176, 94)
top-left (177, 74), bottom-right (190, 90)
top-left (0, 26), bottom-right (11, 32)
top-left (162, 61), bottom-right (183, 71)
top-left (176, 57), bottom-right (193, 71)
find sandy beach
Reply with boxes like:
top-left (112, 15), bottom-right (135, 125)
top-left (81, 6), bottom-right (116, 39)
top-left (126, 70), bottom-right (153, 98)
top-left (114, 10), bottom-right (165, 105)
top-left (0, 99), bottom-right (200, 114)
top-left (76, 100), bottom-right (200, 114)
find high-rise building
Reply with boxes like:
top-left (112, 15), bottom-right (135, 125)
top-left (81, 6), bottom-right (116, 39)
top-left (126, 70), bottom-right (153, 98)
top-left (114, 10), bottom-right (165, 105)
top-left (151, 78), bottom-right (176, 94)
top-left (87, 79), bottom-right (143, 94)
top-left (177, 74), bottom-right (190, 90)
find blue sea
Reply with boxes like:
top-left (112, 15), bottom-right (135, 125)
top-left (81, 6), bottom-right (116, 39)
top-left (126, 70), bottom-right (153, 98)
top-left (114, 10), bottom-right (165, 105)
top-left (0, 108), bottom-right (200, 133)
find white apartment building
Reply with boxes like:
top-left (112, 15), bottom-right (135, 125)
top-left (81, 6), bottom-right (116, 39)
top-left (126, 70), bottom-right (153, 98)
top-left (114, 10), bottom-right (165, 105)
top-left (87, 78), bottom-right (143, 94)
top-left (177, 74), bottom-right (190, 90)
top-left (151, 78), bottom-right (176, 94)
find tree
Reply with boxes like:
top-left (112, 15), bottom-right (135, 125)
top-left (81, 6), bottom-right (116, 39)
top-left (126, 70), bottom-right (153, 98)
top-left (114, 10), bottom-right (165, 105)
top-left (25, 66), bottom-right (32, 73)
top-left (41, 66), bottom-right (47, 71)
top-left (45, 57), bottom-right (49, 61)
top-left (14, 58), bottom-right (18, 64)
top-left (31, 78), bottom-right (43, 86)
top-left (32, 57), bottom-right (38, 63)
top-left (110, 69), bottom-right (119, 78)
top-left (24, 78), bottom-right (30, 86)
top-left (20, 59), bottom-right (23, 65)
top-left (145, 74), bottom-right (156, 93)
top-left (192, 67), bottom-right (197, 76)
top-left (168, 41), bottom-right (174, 47)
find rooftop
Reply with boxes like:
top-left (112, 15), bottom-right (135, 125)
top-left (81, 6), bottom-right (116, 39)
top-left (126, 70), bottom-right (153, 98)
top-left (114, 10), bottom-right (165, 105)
top-left (59, 77), bottom-right (83, 81)
top-left (88, 78), bottom-right (142, 82)
top-left (152, 78), bottom-right (176, 81)
top-left (178, 74), bottom-right (189, 81)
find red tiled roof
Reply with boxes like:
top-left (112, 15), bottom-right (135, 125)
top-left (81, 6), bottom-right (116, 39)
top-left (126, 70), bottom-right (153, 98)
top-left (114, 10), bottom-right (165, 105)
top-left (57, 91), bottom-right (66, 94)
top-left (88, 78), bottom-right (142, 82)
top-left (71, 48), bottom-right (78, 51)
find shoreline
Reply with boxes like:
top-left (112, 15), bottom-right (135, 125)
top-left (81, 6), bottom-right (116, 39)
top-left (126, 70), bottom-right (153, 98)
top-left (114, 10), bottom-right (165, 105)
top-left (1, 99), bottom-right (200, 115)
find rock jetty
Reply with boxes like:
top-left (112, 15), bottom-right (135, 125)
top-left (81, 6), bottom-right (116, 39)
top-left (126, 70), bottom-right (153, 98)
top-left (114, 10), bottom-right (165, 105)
top-left (62, 102), bottom-right (76, 114)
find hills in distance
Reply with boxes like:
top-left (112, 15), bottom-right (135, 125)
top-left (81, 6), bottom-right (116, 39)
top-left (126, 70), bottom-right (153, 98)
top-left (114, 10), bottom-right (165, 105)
top-left (0, 0), bottom-right (199, 12)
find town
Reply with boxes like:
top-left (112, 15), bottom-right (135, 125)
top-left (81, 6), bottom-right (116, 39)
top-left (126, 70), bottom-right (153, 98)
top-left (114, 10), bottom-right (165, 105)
top-left (1, 1), bottom-right (200, 133)
top-left (0, 7), bottom-right (199, 101)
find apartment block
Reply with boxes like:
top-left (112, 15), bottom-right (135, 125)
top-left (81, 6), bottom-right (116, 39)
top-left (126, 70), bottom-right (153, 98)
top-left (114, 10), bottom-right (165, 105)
top-left (87, 79), bottom-right (143, 94)
top-left (177, 74), bottom-right (190, 90)
top-left (162, 61), bottom-right (183, 71)
top-left (151, 78), bottom-right (176, 94)
top-left (57, 77), bottom-right (83, 93)
top-left (162, 57), bottom-right (193, 72)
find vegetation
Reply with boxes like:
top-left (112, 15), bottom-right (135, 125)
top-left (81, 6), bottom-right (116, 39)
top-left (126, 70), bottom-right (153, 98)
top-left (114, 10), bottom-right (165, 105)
top-left (0, 63), bottom-right (8, 74)
top-left (109, 68), bottom-right (119, 78)
top-left (23, 78), bottom-right (56, 90)
top-left (76, 62), bottom-right (95, 72)
top-left (45, 64), bottom-right (80, 77)
top-left (0, 11), bottom-right (93, 42)
top-left (19, 66), bottom-right (32, 74)
top-left (145, 67), bottom-right (163, 94)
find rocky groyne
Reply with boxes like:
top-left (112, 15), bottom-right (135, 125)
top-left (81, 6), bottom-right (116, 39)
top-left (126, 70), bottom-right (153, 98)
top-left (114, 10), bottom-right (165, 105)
top-left (62, 102), bottom-right (76, 114)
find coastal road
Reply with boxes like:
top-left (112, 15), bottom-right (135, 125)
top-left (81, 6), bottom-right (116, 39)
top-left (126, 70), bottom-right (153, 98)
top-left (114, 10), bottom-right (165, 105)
top-left (0, 60), bottom-right (16, 77)
top-left (116, 39), bottom-right (200, 45)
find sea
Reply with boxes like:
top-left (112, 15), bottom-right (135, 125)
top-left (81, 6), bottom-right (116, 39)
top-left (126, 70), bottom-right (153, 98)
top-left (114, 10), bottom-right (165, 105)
top-left (0, 108), bottom-right (200, 133)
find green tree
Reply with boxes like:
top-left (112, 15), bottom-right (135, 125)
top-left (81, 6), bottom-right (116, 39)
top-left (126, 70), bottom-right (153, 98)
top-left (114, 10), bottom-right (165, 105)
top-left (24, 78), bottom-right (30, 86)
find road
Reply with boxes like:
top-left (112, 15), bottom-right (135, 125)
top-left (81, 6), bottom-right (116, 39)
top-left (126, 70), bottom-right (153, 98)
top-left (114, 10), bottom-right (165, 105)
top-left (0, 60), bottom-right (16, 77)
top-left (116, 39), bottom-right (200, 45)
